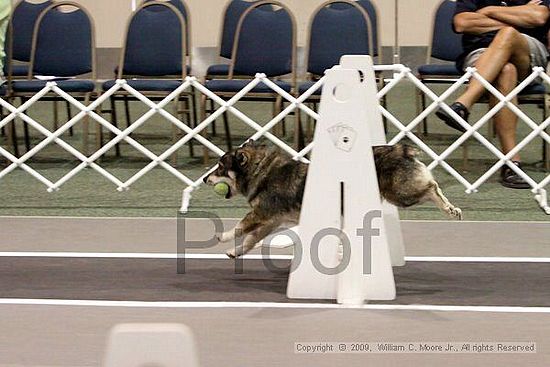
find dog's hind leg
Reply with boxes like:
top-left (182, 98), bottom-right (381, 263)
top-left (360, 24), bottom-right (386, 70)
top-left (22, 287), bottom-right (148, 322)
top-left (426, 181), bottom-right (463, 220)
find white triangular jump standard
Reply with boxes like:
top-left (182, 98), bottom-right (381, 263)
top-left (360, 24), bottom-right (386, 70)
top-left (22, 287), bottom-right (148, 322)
top-left (286, 55), bottom-right (401, 304)
top-left (339, 55), bottom-right (406, 267)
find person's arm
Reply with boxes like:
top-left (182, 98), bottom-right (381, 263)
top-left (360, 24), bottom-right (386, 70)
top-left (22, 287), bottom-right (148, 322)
top-left (453, 12), bottom-right (508, 34)
top-left (478, 2), bottom-right (550, 28)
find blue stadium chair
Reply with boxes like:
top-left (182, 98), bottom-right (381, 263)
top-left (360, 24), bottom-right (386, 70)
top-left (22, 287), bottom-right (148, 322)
top-left (416, 0), bottom-right (463, 135)
top-left (108, 0), bottom-right (192, 138)
top-left (204, 1), bottom-right (273, 138)
top-left (142, 0), bottom-right (191, 60)
top-left (4, 0), bottom-right (56, 154)
top-left (205, 0), bottom-right (262, 80)
top-left (296, 0), bottom-right (378, 147)
top-left (101, 1), bottom-right (194, 161)
top-left (202, 0), bottom-right (296, 158)
top-left (6, 0), bottom-right (52, 79)
top-left (324, 0), bottom-right (380, 57)
top-left (10, 1), bottom-right (97, 155)
top-left (299, 0), bottom-right (377, 97)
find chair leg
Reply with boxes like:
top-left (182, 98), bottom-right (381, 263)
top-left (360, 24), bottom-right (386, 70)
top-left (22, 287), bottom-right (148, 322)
top-left (422, 93), bottom-right (428, 135)
top-left (82, 94), bottom-right (90, 156)
top-left (7, 119), bottom-right (18, 157)
top-left (209, 98), bottom-right (217, 136)
top-left (124, 95), bottom-right (131, 128)
top-left (20, 97), bottom-right (31, 152)
top-left (66, 100), bottom-right (74, 136)
top-left (223, 111), bottom-right (231, 152)
top-left (415, 89), bottom-right (422, 136)
top-left (272, 97), bottom-right (285, 137)
top-left (95, 103), bottom-right (103, 155)
top-left (52, 100), bottom-right (59, 131)
top-left (23, 121), bottom-right (30, 152)
top-left (271, 101), bottom-right (279, 137)
top-left (200, 94), bottom-right (210, 164)
top-left (110, 96), bottom-right (121, 157)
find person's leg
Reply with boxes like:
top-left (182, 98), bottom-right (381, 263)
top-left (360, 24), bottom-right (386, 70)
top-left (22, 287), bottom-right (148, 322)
top-left (458, 27), bottom-right (531, 109)
top-left (488, 62), bottom-right (530, 188)
top-left (437, 27), bottom-right (532, 132)
top-left (488, 62), bottom-right (520, 161)
top-left (0, 0), bottom-right (11, 80)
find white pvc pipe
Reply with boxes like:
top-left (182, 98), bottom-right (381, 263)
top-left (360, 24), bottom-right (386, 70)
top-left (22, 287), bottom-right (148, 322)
top-left (0, 66), bottom-right (545, 213)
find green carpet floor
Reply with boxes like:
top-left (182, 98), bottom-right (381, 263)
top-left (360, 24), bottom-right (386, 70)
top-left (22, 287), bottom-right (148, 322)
top-left (0, 82), bottom-right (548, 221)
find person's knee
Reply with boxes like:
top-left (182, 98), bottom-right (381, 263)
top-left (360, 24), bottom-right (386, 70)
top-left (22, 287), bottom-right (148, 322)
top-left (495, 63), bottom-right (518, 91)
top-left (493, 26), bottom-right (522, 46)
top-left (500, 63), bottom-right (518, 79)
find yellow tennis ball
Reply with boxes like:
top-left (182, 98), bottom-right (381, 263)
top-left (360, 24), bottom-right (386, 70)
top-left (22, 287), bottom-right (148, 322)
top-left (214, 182), bottom-right (230, 197)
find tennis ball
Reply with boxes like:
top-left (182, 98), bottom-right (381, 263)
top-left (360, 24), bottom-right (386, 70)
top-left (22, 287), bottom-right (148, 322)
top-left (214, 182), bottom-right (230, 197)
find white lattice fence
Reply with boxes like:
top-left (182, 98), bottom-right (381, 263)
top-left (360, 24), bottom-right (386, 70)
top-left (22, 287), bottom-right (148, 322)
top-left (0, 64), bottom-right (548, 214)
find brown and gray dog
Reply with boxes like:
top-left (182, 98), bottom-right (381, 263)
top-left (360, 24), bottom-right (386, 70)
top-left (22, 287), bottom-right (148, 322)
top-left (204, 140), bottom-right (462, 258)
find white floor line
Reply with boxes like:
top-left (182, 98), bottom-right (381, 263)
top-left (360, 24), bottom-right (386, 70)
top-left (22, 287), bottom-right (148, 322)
top-left (2, 252), bottom-right (550, 263)
top-left (0, 252), bottom-right (291, 260)
top-left (404, 256), bottom-right (550, 263)
top-left (1, 298), bottom-right (550, 314)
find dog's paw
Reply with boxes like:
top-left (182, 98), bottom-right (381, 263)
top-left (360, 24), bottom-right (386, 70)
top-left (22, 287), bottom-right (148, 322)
top-left (450, 207), bottom-right (463, 220)
top-left (226, 248), bottom-right (236, 258)
top-left (216, 232), bottom-right (231, 243)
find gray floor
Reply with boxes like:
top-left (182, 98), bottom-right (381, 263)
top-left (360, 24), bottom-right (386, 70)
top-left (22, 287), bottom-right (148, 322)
top-left (1, 217), bottom-right (550, 367)
top-left (1, 305), bottom-right (549, 367)
top-left (2, 216), bottom-right (549, 257)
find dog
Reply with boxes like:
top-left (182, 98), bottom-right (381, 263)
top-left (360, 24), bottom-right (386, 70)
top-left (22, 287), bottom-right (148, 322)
top-left (204, 140), bottom-right (462, 258)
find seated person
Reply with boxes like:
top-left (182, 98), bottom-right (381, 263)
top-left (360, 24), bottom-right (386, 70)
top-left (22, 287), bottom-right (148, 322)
top-left (0, 0), bottom-right (10, 83)
top-left (436, 0), bottom-right (550, 189)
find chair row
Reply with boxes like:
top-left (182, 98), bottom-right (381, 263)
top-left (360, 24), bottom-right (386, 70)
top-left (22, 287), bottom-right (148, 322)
top-left (4, 0), bottom-right (193, 159)
top-left (9, 0), bottom-right (544, 168)
top-left (3, 0), bottom-right (383, 163)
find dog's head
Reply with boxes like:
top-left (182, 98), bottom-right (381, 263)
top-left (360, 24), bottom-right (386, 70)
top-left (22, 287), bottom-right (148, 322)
top-left (203, 140), bottom-right (265, 199)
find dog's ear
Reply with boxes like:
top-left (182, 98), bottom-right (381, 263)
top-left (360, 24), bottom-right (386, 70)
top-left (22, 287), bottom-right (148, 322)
top-left (243, 139), bottom-right (256, 147)
top-left (219, 153), bottom-right (233, 169)
top-left (235, 150), bottom-right (250, 167)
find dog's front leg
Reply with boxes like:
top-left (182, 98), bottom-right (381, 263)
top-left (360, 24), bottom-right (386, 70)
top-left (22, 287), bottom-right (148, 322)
top-left (225, 214), bottom-right (280, 258)
top-left (217, 227), bottom-right (238, 243)
top-left (226, 228), bottom-right (275, 258)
